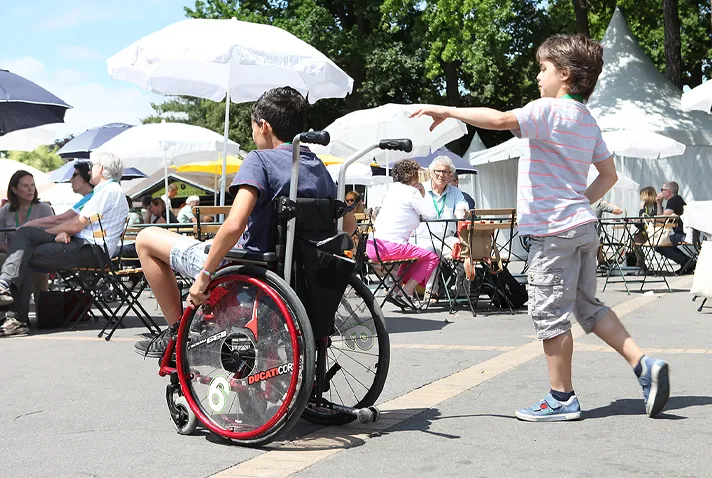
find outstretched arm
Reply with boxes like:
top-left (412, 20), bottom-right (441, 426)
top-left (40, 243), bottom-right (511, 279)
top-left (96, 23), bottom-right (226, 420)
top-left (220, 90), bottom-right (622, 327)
top-left (410, 105), bottom-right (519, 131)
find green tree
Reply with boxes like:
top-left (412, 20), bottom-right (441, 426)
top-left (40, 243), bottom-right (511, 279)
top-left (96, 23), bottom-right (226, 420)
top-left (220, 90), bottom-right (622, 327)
top-left (7, 146), bottom-right (63, 172)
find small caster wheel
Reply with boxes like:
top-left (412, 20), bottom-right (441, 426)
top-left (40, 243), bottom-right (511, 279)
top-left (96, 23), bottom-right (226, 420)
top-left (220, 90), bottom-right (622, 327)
top-left (368, 406), bottom-right (380, 422)
top-left (172, 396), bottom-right (197, 435)
top-left (357, 407), bottom-right (374, 424)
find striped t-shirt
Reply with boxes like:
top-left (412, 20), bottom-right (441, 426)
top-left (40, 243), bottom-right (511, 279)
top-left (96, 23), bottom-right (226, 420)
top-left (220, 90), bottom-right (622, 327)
top-left (511, 97), bottom-right (611, 236)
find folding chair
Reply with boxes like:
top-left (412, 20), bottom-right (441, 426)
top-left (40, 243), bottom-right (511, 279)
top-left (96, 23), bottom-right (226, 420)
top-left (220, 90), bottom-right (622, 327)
top-left (193, 206), bottom-right (230, 241)
top-left (458, 212), bottom-right (519, 314)
top-left (60, 214), bottom-right (162, 340)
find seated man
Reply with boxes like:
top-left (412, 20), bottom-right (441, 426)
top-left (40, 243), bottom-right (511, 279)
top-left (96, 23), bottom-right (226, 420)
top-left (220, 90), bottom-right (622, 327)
top-left (177, 195), bottom-right (200, 223)
top-left (133, 87), bottom-right (338, 358)
top-left (23, 161), bottom-right (95, 229)
top-left (654, 180), bottom-right (694, 274)
top-left (0, 152), bottom-right (128, 337)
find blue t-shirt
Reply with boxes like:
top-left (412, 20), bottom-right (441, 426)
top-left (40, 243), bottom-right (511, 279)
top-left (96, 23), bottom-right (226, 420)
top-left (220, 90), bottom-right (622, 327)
top-left (229, 144), bottom-right (337, 252)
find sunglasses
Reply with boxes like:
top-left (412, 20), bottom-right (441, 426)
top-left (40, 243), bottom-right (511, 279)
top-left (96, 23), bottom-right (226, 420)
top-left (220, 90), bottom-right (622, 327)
top-left (345, 198), bottom-right (356, 203)
top-left (432, 169), bottom-right (451, 176)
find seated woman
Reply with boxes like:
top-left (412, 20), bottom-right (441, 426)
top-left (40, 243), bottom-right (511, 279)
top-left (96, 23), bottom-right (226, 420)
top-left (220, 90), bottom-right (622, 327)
top-left (148, 198), bottom-right (178, 224)
top-left (632, 186), bottom-right (658, 269)
top-left (0, 170), bottom-right (54, 331)
top-left (367, 159), bottom-right (439, 305)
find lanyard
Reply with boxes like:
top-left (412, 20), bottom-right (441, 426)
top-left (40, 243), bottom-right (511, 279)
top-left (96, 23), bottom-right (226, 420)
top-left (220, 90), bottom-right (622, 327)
top-left (15, 204), bottom-right (32, 227)
top-left (430, 191), bottom-right (447, 219)
top-left (561, 93), bottom-right (584, 102)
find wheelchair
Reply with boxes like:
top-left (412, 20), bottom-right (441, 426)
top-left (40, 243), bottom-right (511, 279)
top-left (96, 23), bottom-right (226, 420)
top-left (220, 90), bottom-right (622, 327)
top-left (156, 131), bottom-right (413, 446)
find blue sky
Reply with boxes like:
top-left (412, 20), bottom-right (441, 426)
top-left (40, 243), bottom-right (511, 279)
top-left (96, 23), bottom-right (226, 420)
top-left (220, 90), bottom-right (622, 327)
top-left (2, 0), bottom-right (194, 138)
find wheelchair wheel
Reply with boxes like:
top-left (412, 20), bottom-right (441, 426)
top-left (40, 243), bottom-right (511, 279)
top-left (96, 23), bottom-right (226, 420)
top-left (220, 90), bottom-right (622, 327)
top-left (302, 275), bottom-right (390, 425)
top-left (176, 265), bottom-right (315, 446)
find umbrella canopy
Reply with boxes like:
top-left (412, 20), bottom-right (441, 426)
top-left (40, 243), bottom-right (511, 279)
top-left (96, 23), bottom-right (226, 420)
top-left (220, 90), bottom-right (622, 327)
top-left (0, 125), bottom-right (56, 152)
top-left (47, 160), bottom-right (147, 183)
top-left (57, 122), bottom-right (133, 159)
top-left (106, 18), bottom-right (353, 205)
top-left (92, 122), bottom-right (241, 175)
top-left (0, 159), bottom-right (49, 191)
top-left (312, 104), bottom-right (467, 166)
top-left (601, 130), bottom-right (685, 159)
top-left (175, 156), bottom-right (243, 175)
top-left (106, 18), bottom-right (353, 105)
top-left (326, 162), bottom-right (391, 187)
top-left (586, 164), bottom-right (639, 192)
top-left (0, 69), bottom-right (71, 136)
top-left (681, 80), bottom-right (712, 114)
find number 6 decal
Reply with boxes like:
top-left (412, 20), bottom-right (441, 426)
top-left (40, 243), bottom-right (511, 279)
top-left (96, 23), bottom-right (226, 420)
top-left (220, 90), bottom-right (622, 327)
top-left (208, 376), bottom-right (230, 413)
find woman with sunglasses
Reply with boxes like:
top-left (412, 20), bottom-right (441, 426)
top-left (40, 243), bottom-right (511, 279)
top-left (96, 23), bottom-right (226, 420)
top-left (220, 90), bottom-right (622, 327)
top-left (345, 191), bottom-right (364, 214)
top-left (0, 170), bottom-right (54, 333)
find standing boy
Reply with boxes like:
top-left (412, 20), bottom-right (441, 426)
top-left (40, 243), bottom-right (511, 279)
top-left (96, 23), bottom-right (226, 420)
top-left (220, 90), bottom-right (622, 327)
top-left (412, 34), bottom-right (669, 420)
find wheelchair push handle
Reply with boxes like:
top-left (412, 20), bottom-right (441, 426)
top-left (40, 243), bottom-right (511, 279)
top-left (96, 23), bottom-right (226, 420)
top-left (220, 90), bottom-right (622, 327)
top-left (378, 138), bottom-right (412, 153)
top-left (299, 130), bottom-right (330, 146)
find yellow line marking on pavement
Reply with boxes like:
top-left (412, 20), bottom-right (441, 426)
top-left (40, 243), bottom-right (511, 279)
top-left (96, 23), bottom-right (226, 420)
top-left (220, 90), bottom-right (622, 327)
top-left (213, 291), bottom-right (665, 477)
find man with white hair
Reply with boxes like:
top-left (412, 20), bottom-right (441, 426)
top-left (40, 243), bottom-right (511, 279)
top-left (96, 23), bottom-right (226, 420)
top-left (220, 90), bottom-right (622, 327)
top-left (0, 152), bottom-right (129, 337)
top-left (177, 195), bottom-right (200, 223)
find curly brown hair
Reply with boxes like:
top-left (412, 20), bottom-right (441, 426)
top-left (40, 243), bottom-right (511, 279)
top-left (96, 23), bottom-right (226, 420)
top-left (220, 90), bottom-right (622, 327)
top-left (536, 34), bottom-right (604, 101)
top-left (391, 159), bottom-right (421, 185)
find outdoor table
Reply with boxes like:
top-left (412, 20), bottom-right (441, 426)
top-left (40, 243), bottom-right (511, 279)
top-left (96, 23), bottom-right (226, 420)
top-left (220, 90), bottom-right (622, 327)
top-left (420, 218), bottom-right (474, 314)
top-left (134, 221), bottom-right (223, 238)
top-left (597, 216), bottom-right (672, 294)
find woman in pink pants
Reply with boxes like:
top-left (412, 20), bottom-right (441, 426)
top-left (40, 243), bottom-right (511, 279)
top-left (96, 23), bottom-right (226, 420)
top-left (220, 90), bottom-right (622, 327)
top-left (367, 159), bottom-right (439, 301)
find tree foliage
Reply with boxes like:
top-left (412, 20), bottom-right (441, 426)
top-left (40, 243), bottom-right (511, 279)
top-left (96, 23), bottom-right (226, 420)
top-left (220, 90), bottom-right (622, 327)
top-left (143, 0), bottom-right (712, 151)
top-left (7, 146), bottom-right (64, 172)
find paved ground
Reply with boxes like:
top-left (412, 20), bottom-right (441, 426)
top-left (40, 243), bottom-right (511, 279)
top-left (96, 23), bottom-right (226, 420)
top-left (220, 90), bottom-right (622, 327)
top-left (1, 275), bottom-right (710, 477)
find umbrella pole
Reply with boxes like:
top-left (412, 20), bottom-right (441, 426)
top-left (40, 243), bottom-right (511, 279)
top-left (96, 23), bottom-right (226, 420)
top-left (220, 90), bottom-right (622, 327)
top-left (164, 155), bottom-right (171, 223)
top-left (220, 63), bottom-right (233, 207)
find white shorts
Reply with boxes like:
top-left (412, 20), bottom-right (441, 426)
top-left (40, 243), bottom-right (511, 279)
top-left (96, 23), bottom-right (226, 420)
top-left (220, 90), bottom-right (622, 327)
top-left (169, 236), bottom-right (208, 279)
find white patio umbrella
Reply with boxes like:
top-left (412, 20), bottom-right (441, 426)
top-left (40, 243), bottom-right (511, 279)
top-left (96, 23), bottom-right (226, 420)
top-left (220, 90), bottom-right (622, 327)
top-left (601, 130), bottom-right (686, 159)
top-left (312, 103), bottom-right (468, 171)
top-left (325, 162), bottom-right (391, 187)
top-left (0, 126), bottom-right (56, 152)
top-left (681, 80), bottom-right (712, 114)
top-left (106, 17), bottom-right (353, 204)
top-left (93, 122), bottom-right (241, 221)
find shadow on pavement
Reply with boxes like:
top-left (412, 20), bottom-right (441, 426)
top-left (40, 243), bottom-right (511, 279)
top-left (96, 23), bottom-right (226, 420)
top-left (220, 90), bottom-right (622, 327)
top-left (583, 395), bottom-right (712, 420)
top-left (385, 316), bottom-right (450, 334)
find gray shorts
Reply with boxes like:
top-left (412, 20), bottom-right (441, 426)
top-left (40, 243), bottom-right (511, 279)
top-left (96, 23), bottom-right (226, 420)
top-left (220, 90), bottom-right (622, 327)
top-left (169, 236), bottom-right (208, 279)
top-left (527, 222), bottom-right (610, 340)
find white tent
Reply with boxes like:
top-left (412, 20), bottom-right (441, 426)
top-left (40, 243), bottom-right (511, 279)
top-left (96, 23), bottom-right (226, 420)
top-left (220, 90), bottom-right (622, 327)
top-left (468, 8), bottom-right (712, 215)
top-left (587, 7), bottom-right (712, 213)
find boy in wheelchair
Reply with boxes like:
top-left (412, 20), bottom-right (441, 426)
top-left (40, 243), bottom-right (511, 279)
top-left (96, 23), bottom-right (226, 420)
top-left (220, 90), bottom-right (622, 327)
top-left (133, 87), bottom-right (340, 358)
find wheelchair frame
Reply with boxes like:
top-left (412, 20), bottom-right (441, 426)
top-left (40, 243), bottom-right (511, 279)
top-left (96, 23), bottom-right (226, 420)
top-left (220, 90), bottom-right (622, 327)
top-left (156, 131), bottom-right (412, 445)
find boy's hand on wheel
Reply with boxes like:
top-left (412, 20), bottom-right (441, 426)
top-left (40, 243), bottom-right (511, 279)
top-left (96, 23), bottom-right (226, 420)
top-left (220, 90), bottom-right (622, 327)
top-left (189, 275), bottom-right (210, 306)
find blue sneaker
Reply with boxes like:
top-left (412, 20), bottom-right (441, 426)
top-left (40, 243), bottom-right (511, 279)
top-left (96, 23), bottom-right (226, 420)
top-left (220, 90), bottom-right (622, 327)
top-left (638, 356), bottom-right (670, 417)
top-left (515, 393), bottom-right (581, 422)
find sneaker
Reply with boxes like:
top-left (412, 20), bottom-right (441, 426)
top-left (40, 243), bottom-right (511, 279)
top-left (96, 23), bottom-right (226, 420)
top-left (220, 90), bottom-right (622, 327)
top-left (133, 327), bottom-right (172, 359)
top-left (0, 318), bottom-right (29, 337)
top-left (638, 356), bottom-right (670, 417)
top-left (515, 393), bottom-right (581, 422)
top-left (0, 281), bottom-right (13, 306)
